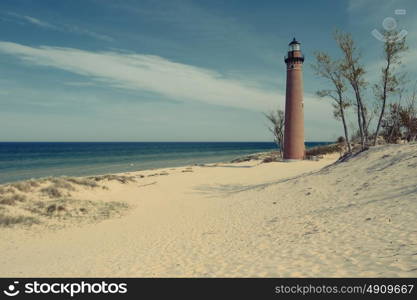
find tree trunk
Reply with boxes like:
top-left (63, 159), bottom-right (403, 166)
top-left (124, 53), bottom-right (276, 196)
top-left (374, 97), bottom-right (386, 146)
top-left (358, 94), bottom-right (368, 146)
top-left (355, 101), bottom-right (364, 149)
top-left (374, 61), bottom-right (390, 146)
top-left (354, 87), bottom-right (368, 148)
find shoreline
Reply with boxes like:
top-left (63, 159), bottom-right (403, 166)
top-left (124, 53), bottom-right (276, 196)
top-left (0, 141), bottom-right (334, 185)
top-left (0, 150), bottom-right (271, 186)
top-left (0, 146), bottom-right (334, 186)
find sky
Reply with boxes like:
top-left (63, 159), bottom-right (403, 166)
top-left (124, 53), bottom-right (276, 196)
top-left (0, 0), bottom-right (416, 142)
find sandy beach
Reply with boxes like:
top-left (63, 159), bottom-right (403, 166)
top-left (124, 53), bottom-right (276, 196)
top-left (0, 143), bottom-right (416, 277)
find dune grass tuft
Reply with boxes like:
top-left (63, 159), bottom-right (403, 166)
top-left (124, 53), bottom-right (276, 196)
top-left (0, 176), bottom-right (130, 229)
top-left (49, 180), bottom-right (75, 191)
top-left (27, 198), bottom-right (129, 222)
top-left (40, 186), bottom-right (64, 198)
top-left (0, 213), bottom-right (39, 227)
top-left (0, 186), bottom-right (16, 195)
top-left (10, 181), bottom-right (40, 192)
top-left (88, 174), bottom-right (136, 184)
top-left (66, 177), bottom-right (100, 188)
top-left (0, 194), bottom-right (27, 205)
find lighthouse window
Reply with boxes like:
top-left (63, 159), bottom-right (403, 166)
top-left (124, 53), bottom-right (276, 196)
top-left (289, 44), bottom-right (300, 51)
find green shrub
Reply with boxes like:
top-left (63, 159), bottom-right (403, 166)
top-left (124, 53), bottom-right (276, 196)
top-left (306, 143), bottom-right (342, 157)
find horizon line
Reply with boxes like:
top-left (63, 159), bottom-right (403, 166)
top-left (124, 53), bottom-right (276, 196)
top-left (0, 140), bottom-right (335, 143)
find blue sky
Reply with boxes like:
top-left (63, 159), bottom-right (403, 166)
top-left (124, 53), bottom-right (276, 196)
top-left (0, 0), bottom-right (416, 142)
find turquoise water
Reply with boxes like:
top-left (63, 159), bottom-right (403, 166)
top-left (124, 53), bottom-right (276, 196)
top-left (0, 142), bottom-right (330, 184)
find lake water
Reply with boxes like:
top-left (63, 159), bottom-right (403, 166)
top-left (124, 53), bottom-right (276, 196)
top-left (0, 142), bottom-right (330, 184)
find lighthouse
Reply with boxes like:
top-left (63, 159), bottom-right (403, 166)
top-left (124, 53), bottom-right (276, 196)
top-left (283, 38), bottom-right (305, 160)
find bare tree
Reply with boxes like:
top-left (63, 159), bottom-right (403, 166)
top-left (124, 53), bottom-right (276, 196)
top-left (382, 90), bottom-right (404, 143)
top-left (382, 103), bottom-right (403, 143)
top-left (400, 82), bottom-right (417, 141)
top-left (334, 30), bottom-right (368, 149)
top-left (312, 52), bottom-right (352, 153)
top-left (373, 30), bottom-right (407, 145)
top-left (264, 109), bottom-right (285, 155)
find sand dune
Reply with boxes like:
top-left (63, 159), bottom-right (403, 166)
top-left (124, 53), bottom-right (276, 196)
top-left (0, 144), bottom-right (416, 277)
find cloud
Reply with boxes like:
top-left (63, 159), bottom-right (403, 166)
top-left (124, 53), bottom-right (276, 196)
top-left (64, 81), bottom-right (98, 87)
top-left (18, 15), bottom-right (58, 30)
top-left (0, 41), bottom-right (339, 141)
top-left (0, 41), bottom-right (282, 111)
top-left (5, 12), bottom-right (113, 42)
top-left (65, 25), bottom-right (114, 42)
top-left (7, 12), bottom-right (57, 29)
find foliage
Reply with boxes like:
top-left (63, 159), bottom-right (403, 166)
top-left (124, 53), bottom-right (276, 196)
top-left (264, 109), bottom-right (285, 155)
top-left (373, 30), bottom-right (408, 145)
top-left (312, 51), bottom-right (352, 153)
top-left (334, 30), bottom-right (369, 149)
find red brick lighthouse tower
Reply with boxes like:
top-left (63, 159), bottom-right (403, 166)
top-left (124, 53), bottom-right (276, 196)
top-left (283, 38), bottom-right (305, 160)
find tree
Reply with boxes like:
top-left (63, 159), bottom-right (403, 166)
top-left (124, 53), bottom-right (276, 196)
top-left (334, 30), bottom-right (369, 150)
top-left (264, 109), bottom-right (285, 155)
top-left (381, 103), bottom-right (403, 143)
top-left (312, 52), bottom-right (352, 153)
top-left (373, 30), bottom-right (407, 145)
top-left (399, 83), bottom-right (417, 141)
